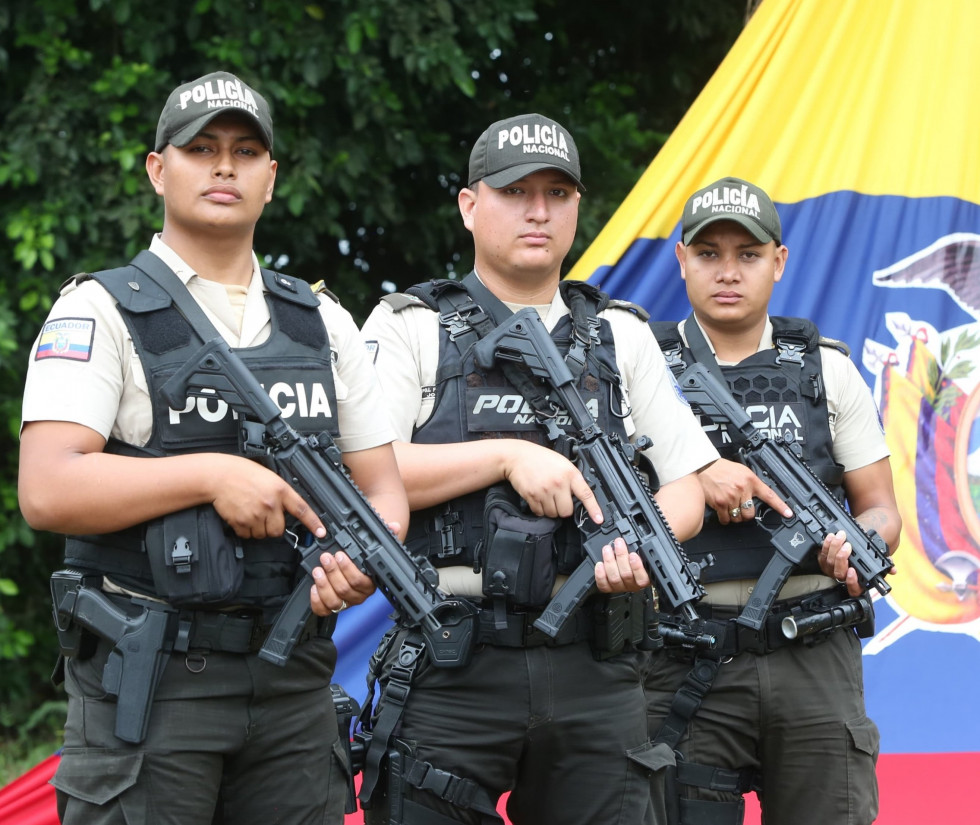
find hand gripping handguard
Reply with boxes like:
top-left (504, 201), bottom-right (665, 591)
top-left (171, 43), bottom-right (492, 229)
top-left (161, 338), bottom-right (475, 668)
top-left (675, 362), bottom-right (894, 631)
top-left (471, 308), bottom-right (706, 637)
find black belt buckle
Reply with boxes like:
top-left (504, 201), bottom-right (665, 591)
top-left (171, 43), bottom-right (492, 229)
top-left (522, 613), bottom-right (552, 647)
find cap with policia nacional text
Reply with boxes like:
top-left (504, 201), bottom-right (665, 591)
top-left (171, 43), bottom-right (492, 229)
top-left (467, 113), bottom-right (585, 191)
top-left (154, 71), bottom-right (274, 153)
top-left (681, 176), bottom-right (782, 245)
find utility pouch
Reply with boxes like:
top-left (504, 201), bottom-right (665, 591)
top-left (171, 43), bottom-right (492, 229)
top-left (145, 505), bottom-right (244, 606)
top-left (590, 591), bottom-right (646, 660)
top-left (481, 484), bottom-right (560, 607)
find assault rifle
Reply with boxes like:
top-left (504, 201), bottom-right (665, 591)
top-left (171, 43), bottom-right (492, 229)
top-left (675, 362), bottom-right (894, 630)
top-left (161, 338), bottom-right (475, 669)
top-left (472, 308), bottom-right (706, 637)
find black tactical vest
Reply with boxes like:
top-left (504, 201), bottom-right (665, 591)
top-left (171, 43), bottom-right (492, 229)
top-left (651, 314), bottom-right (846, 582)
top-left (389, 274), bottom-right (638, 576)
top-left (63, 251), bottom-right (339, 611)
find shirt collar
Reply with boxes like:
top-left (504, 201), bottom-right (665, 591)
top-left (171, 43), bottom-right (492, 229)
top-left (148, 234), bottom-right (262, 286)
top-left (679, 315), bottom-right (775, 363)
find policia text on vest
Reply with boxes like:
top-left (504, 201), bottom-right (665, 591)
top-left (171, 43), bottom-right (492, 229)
top-left (50, 338), bottom-right (479, 746)
top-left (472, 308), bottom-right (707, 635)
top-left (161, 337), bottom-right (477, 668)
top-left (675, 362), bottom-right (893, 630)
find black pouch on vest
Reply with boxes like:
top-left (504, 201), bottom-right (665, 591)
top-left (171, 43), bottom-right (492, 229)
top-left (480, 485), bottom-right (560, 607)
top-left (145, 505), bottom-right (244, 606)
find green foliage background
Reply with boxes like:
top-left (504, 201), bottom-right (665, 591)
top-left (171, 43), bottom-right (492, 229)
top-left (0, 0), bottom-right (747, 773)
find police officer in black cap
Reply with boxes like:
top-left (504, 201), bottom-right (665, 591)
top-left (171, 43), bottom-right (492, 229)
top-left (357, 113), bottom-right (718, 825)
top-left (646, 176), bottom-right (902, 825)
top-left (19, 71), bottom-right (407, 824)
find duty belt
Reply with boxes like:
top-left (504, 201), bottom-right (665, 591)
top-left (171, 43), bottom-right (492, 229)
top-left (182, 609), bottom-right (333, 654)
top-left (474, 590), bottom-right (650, 656)
top-left (50, 571), bottom-right (335, 745)
top-left (659, 586), bottom-right (863, 660)
top-left (91, 590), bottom-right (335, 656)
top-left (475, 605), bottom-right (593, 647)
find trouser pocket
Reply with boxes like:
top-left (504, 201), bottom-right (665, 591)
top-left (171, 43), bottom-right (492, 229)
top-left (845, 716), bottom-right (880, 824)
top-left (628, 740), bottom-right (676, 825)
top-left (53, 749), bottom-right (145, 824)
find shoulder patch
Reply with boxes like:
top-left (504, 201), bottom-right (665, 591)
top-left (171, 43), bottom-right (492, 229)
top-left (36, 317), bottom-right (96, 362)
top-left (381, 292), bottom-right (432, 312)
top-left (669, 371), bottom-right (691, 407)
top-left (605, 299), bottom-right (650, 322)
top-left (818, 336), bottom-right (851, 357)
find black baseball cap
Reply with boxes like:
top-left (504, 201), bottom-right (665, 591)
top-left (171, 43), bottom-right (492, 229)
top-left (155, 71), bottom-right (273, 153)
top-left (467, 113), bottom-right (585, 191)
top-left (681, 176), bottom-right (782, 245)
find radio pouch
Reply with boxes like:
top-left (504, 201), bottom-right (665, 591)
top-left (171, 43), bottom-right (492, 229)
top-left (145, 505), bottom-right (244, 606)
top-left (481, 484), bottom-right (560, 610)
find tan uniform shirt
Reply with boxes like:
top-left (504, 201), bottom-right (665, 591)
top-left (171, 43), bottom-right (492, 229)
top-left (22, 236), bottom-right (394, 455)
top-left (362, 282), bottom-right (719, 485)
top-left (679, 316), bottom-right (890, 472)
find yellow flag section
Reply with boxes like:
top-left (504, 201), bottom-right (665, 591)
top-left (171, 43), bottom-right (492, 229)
top-left (568, 0), bottom-right (980, 284)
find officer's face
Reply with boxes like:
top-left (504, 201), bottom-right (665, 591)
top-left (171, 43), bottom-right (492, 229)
top-left (146, 113), bottom-right (277, 240)
top-left (459, 170), bottom-right (580, 285)
top-left (675, 221), bottom-right (787, 332)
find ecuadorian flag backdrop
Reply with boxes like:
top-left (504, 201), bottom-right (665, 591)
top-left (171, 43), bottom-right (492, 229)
top-left (568, 0), bottom-right (980, 821)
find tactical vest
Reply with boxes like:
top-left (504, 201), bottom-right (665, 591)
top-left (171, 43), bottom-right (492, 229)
top-left (63, 251), bottom-right (339, 613)
top-left (389, 274), bottom-right (639, 577)
top-left (650, 314), bottom-right (846, 582)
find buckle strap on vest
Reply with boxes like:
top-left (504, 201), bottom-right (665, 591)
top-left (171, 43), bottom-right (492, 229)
top-left (561, 282), bottom-right (602, 378)
top-left (402, 755), bottom-right (500, 817)
top-left (653, 655), bottom-right (762, 804)
top-left (359, 632), bottom-right (426, 805)
top-left (653, 656), bottom-right (722, 750)
top-left (676, 761), bottom-right (758, 794)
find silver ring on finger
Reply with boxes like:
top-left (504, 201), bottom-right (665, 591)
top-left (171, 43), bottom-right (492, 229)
top-left (741, 500), bottom-right (754, 510)
top-left (730, 508), bottom-right (741, 519)
top-left (331, 599), bottom-right (348, 614)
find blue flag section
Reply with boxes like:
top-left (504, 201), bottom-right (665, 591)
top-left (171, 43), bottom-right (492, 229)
top-left (567, 0), bottom-right (980, 821)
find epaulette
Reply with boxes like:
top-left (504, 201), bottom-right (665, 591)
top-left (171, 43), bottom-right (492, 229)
top-left (818, 335), bottom-right (851, 357)
top-left (605, 298), bottom-right (650, 322)
top-left (310, 279), bottom-right (340, 304)
top-left (380, 291), bottom-right (439, 312)
top-left (59, 272), bottom-right (90, 294)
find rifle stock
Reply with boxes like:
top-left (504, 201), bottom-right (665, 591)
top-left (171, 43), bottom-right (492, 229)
top-left (472, 309), bottom-right (706, 636)
top-left (675, 362), bottom-right (894, 630)
top-left (161, 338), bottom-right (475, 668)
